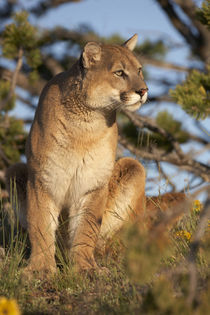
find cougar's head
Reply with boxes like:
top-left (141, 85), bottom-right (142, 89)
top-left (81, 34), bottom-right (148, 112)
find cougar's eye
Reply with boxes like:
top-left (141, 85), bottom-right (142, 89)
top-left (114, 70), bottom-right (124, 77)
top-left (138, 67), bottom-right (142, 75)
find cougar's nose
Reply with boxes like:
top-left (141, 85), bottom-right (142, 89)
top-left (136, 88), bottom-right (148, 97)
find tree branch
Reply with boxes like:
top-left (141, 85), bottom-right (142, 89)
top-left (0, 47), bottom-right (23, 111)
top-left (38, 27), bottom-right (99, 47)
top-left (0, 144), bottom-right (10, 167)
top-left (30, 0), bottom-right (83, 16)
top-left (123, 110), bottom-right (185, 158)
top-left (0, 0), bottom-right (16, 21)
top-left (119, 133), bottom-right (210, 182)
top-left (156, 161), bottom-right (177, 192)
top-left (43, 56), bottom-right (65, 76)
top-left (17, 95), bottom-right (37, 110)
top-left (140, 55), bottom-right (190, 72)
top-left (156, 0), bottom-right (197, 45)
top-left (174, 0), bottom-right (210, 62)
top-left (148, 95), bottom-right (173, 103)
top-left (156, 0), bottom-right (210, 62)
top-left (0, 66), bottom-right (46, 96)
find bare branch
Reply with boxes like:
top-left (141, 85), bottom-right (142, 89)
top-left (123, 110), bottom-right (184, 158)
top-left (140, 55), bottom-right (190, 72)
top-left (0, 0), bottom-right (16, 21)
top-left (156, 0), bottom-right (197, 45)
top-left (156, 0), bottom-right (210, 62)
top-left (31, 0), bottom-right (83, 16)
top-left (174, 0), bottom-right (210, 62)
top-left (38, 27), bottom-right (99, 48)
top-left (17, 95), bottom-right (37, 110)
top-left (148, 95), bottom-right (173, 103)
top-left (0, 47), bottom-right (23, 111)
top-left (43, 56), bottom-right (65, 76)
top-left (156, 161), bottom-right (177, 192)
top-left (0, 144), bottom-right (10, 167)
top-left (0, 66), bottom-right (46, 96)
top-left (119, 133), bottom-right (210, 182)
top-left (23, 118), bottom-right (33, 124)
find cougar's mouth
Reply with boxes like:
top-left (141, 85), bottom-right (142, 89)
top-left (124, 101), bottom-right (142, 112)
top-left (140, 92), bottom-right (148, 104)
top-left (120, 92), bottom-right (140, 106)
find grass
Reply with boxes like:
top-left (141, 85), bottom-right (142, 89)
top-left (0, 195), bottom-right (209, 314)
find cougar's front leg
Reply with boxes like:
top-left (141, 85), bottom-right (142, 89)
top-left (69, 186), bottom-right (108, 271)
top-left (25, 177), bottom-right (60, 275)
top-left (98, 157), bottom-right (146, 246)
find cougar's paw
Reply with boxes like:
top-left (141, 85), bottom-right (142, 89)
top-left (96, 266), bottom-right (110, 276)
top-left (83, 266), bottom-right (110, 281)
top-left (21, 262), bottom-right (57, 282)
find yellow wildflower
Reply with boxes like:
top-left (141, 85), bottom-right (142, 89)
top-left (176, 230), bottom-right (192, 240)
top-left (0, 297), bottom-right (20, 315)
top-left (192, 200), bottom-right (202, 212)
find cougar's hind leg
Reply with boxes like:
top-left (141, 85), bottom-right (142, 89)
top-left (98, 157), bottom-right (146, 247)
top-left (6, 163), bottom-right (28, 229)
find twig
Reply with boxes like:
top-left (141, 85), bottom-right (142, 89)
top-left (148, 95), bottom-right (173, 103)
top-left (0, 65), bottom-right (45, 96)
top-left (156, 161), bottom-right (177, 192)
top-left (140, 56), bottom-right (190, 72)
top-left (23, 118), bottom-right (33, 124)
top-left (0, 47), bottom-right (23, 111)
top-left (17, 95), bottom-right (37, 110)
top-left (30, 0), bottom-right (81, 16)
top-left (119, 133), bottom-right (210, 182)
top-left (0, 144), bottom-right (10, 167)
top-left (123, 110), bottom-right (185, 159)
top-left (156, 0), bottom-right (210, 62)
top-left (43, 56), bottom-right (64, 76)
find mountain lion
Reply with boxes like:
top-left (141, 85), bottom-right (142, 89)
top-left (6, 34), bottom-right (183, 276)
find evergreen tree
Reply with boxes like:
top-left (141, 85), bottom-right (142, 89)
top-left (0, 11), bottom-right (41, 191)
top-left (171, 0), bottom-right (210, 119)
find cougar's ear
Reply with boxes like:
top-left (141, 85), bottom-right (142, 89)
top-left (123, 34), bottom-right (138, 51)
top-left (82, 42), bottom-right (102, 68)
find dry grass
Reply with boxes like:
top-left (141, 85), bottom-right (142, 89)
top-left (0, 194), bottom-right (209, 314)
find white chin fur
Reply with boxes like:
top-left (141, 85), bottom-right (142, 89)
top-left (141, 92), bottom-right (148, 104)
top-left (125, 102), bottom-right (141, 112)
top-left (124, 92), bottom-right (148, 107)
top-left (125, 93), bottom-right (140, 106)
top-left (124, 92), bottom-right (148, 112)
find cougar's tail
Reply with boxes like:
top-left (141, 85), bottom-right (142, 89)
top-left (145, 192), bottom-right (192, 228)
top-left (6, 163), bottom-right (28, 229)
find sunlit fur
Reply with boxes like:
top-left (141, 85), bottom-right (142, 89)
top-left (6, 35), bottom-right (148, 276)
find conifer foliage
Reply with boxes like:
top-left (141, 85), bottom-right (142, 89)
top-left (170, 67), bottom-right (210, 119)
top-left (171, 1), bottom-right (210, 119)
top-left (0, 11), bottom-right (41, 175)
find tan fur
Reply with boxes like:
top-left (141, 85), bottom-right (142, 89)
top-left (145, 192), bottom-right (191, 228)
top-left (6, 35), bottom-right (150, 275)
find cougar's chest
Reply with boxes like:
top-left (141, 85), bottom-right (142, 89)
top-left (42, 135), bottom-right (115, 207)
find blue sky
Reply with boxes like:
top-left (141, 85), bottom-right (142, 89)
top-left (20, 0), bottom-right (190, 64)
top-left (36, 0), bottom-right (181, 40)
